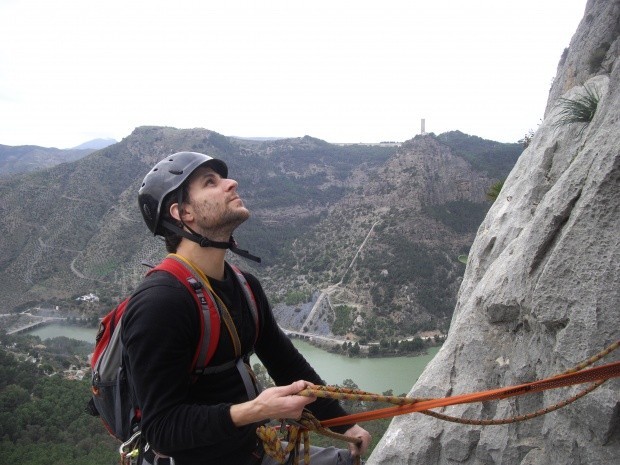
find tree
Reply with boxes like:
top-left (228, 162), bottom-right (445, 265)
top-left (341, 378), bottom-right (359, 390)
top-left (348, 342), bottom-right (360, 356)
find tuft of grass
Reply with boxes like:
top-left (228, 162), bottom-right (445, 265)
top-left (486, 179), bottom-right (505, 202)
top-left (554, 84), bottom-right (601, 136)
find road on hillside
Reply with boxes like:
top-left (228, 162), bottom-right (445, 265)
top-left (300, 219), bottom-right (381, 334)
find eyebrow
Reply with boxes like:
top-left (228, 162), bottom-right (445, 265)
top-left (190, 167), bottom-right (219, 183)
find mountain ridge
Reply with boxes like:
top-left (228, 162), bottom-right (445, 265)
top-left (0, 127), bottom-right (522, 340)
top-left (0, 144), bottom-right (95, 177)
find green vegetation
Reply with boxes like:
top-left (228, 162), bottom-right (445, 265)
top-left (486, 180), bottom-right (505, 201)
top-left (554, 84), bottom-right (601, 136)
top-left (283, 290), bottom-right (311, 306)
top-left (332, 305), bottom-right (355, 336)
top-left (423, 200), bottom-right (489, 234)
top-left (435, 131), bottom-right (523, 179)
top-left (0, 348), bottom-right (118, 465)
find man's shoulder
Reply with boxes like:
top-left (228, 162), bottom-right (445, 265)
top-left (134, 269), bottom-right (189, 293)
top-left (128, 270), bottom-right (196, 311)
top-left (227, 264), bottom-right (266, 299)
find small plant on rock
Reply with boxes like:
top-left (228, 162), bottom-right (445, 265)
top-left (554, 84), bottom-right (601, 136)
top-left (486, 179), bottom-right (505, 201)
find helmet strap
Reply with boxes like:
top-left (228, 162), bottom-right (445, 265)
top-left (160, 220), bottom-right (261, 263)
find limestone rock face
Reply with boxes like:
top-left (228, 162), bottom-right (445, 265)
top-left (368, 2), bottom-right (620, 464)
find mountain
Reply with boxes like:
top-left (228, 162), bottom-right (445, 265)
top-left (71, 138), bottom-right (117, 150)
top-left (267, 133), bottom-right (519, 339)
top-left (0, 127), bottom-right (521, 340)
top-left (370, 1), bottom-right (620, 463)
top-left (0, 144), bottom-right (95, 177)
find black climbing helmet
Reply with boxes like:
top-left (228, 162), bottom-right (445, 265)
top-left (138, 151), bottom-right (260, 263)
top-left (138, 151), bottom-right (228, 236)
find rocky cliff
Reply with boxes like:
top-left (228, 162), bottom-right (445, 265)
top-left (369, 1), bottom-right (620, 464)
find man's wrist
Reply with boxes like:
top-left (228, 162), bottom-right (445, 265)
top-left (229, 399), bottom-right (261, 427)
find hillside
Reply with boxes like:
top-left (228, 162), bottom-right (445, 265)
top-left (0, 144), bottom-right (95, 177)
top-left (266, 133), bottom-right (521, 339)
top-left (0, 127), bottom-right (521, 340)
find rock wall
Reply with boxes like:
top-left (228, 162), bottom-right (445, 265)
top-left (368, 2), bottom-right (620, 464)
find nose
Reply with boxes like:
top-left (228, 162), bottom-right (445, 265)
top-left (224, 177), bottom-right (239, 191)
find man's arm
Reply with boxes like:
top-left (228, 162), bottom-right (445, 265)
top-left (246, 273), bottom-right (372, 454)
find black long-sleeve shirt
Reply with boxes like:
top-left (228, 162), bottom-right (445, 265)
top-left (121, 262), bottom-right (350, 464)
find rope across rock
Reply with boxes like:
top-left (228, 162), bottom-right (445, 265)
top-left (256, 340), bottom-right (619, 464)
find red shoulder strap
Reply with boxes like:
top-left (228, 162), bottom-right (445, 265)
top-left (149, 257), bottom-right (221, 371)
top-left (147, 257), bottom-right (261, 374)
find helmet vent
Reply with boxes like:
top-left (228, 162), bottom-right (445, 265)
top-left (169, 169), bottom-right (183, 175)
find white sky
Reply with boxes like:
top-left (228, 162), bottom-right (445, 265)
top-left (0, 0), bottom-right (586, 148)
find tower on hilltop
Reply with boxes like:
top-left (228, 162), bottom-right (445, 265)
top-left (421, 118), bottom-right (426, 135)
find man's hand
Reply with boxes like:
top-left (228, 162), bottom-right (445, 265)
top-left (230, 380), bottom-right (316, 426)
top-left (344, 424), bottom-right (371, 458)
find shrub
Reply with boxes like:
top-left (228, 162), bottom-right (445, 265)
top-left (554, 84), bottom-right (601, 136)
top-left (519, 129), bottom-right (535, 148)
top-left (486, 180), bottom-right (505, 201)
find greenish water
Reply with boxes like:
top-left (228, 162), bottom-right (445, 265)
top-left (282, 340), bottom-right (440, 394)
top-left (28, 323), bottom-right (98, 343)
top-left (28, 324), bottom-right (438, 394)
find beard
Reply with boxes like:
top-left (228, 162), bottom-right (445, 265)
top-left (193, 203), bottom-right (250, 240)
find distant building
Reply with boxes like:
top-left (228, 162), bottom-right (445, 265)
top-left (76, 293), bottom-right (99, 302)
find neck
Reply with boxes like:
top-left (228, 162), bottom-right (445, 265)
top-left (174, 239), bottom-right (227, 280)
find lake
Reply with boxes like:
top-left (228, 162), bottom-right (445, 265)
top-left (28, 324), bottom-right (439, 394)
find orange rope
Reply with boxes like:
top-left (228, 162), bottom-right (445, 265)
top-left (309, 360), bottom-right (620, 428)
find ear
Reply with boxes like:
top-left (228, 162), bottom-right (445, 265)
top-left (170, 203), bottom-right (193, 223)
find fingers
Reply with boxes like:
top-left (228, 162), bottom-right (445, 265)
top-left (344, 425), bottom-right (372, 457)
top-left (283, 380), bottom-right (315, 395)
top-left (231, 381), bottom-right (318, 426)
top-left (257, 381), bottom-right (317, 419)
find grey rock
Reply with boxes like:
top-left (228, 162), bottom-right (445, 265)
top-left (368, 2), bottom-right (620, 464)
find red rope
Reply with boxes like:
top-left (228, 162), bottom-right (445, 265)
top-left (318, 360), bottom-right (620, 428)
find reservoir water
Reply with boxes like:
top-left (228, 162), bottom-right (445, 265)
top-left (281, 340), bottom-right (440, 394)
top-left (29, 324), bottom-right (98, 343)
top-left (28, 324), bottom-right (439, 394)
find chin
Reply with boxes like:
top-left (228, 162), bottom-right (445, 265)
top-left (231, 208), bottom-right (251, 227)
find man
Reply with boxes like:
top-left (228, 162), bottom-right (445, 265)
top-left (124, 151), bottom-right (371, 465)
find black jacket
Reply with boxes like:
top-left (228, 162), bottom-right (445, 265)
top-left (121, 262), bottom-right (350, 464)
